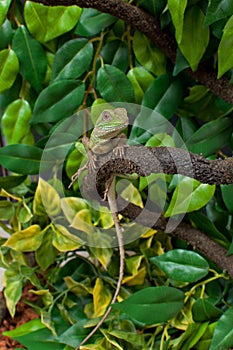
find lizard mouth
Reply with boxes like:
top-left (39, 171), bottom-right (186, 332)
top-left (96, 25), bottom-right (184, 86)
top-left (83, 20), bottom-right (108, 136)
top-left (100, 122), bottom-right (128, 137)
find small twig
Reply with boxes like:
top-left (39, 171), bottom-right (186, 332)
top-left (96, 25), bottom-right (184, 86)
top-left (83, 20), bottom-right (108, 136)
top-left (76, 177), bottom-right (125, 349)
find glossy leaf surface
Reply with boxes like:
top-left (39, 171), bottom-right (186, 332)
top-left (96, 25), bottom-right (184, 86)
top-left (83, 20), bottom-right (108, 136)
top-left (25, 1), bottom-right (81, 42)
top-left (52, 38), bottom-right (93, 80)
top-left (0, 49), bottom-right (19, 93)
top-left (2, 99), bottom-right (34, 145)
top-left (210, 307), bottom-right (233, 350)
top-left (150, 249), bottom-right (209, 282)
top-left (179, 6), bottom-right (209, 71)
top-left (74, 8), bottom-right (117, 36)
top-left (97, 64), bottom-right (134, 102)
top-left (0, 144), bottom-right (43, 174)
top-left (113, 286), bottom-right (184, 324)
top-left (133, 31), bottom-right (166, 75)
top-left (31, 80), bottom-right (85, 123)
top-left (12, 26), bottom-right (46, 92)
top-left (218, 16), bottom-right (233, 78)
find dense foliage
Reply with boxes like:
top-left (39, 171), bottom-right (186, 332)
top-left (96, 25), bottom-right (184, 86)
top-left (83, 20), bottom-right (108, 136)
top-left (1, 0), bottom-right (233, 349)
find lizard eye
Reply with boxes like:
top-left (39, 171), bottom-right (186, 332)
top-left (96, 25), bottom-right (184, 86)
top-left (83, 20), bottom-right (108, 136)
top-left (102, 111), bottom-right (112, 121)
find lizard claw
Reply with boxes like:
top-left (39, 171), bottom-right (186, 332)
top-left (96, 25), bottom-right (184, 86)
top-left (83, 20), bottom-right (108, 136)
top-left (112, 135), bottom-right (127, 158)
top-left (68, 164), bottom-right (88, 188)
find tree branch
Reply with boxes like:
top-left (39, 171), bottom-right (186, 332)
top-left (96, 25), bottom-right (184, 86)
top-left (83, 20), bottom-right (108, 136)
top-left (82, 146), bottom-right (233, 199)
top-left (79, 146), bottom-right (233, 277)
top-left (32, 0), bottom-right (233, 104)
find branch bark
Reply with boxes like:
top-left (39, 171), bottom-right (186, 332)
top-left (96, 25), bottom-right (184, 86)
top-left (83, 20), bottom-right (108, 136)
top-left (82, 146), bottom-right (233, 199)
top-left (31, 0), bottom-right (233, 104)
top-left (80, 146), bottom-right (233, 277)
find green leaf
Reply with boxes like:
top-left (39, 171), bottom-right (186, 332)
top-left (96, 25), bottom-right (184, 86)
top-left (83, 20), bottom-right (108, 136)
top-left (0, 0), bottom-right (11, 27)
top-left (133, 31), bottom-right (166, 75)
top-left (0, 48), bottom-right (19, 93)
top-left (139, 0), bottom-right (166, 17)
top-left (221, 184), bottom-right (233, 212)
top-left (118, 181), bottom-right (143, 208)
top-left (0, 19), bottom-right (13, 50)
top-left (18, 202), bottom-right (33, 224)
top-left (52, 224), bottom-right (83, 252)
top-left (189, 211), bottom-right (229, 248)
top-left (52, 38), bottom-right (93, 80)
top-left (4, 319), bottom-right (45, 338)
top-left (112, 286), bottom-right (184, 325)
top-left (173, 48), bottom-right (190, 76)
top-left (186, 117), bottom-right (233, 156)
top-left (101, 40), bottom-right (129, 72)
top-left (0, 144), bottom-right (43, 174)
top-left (31, 80), bottom-right (85, 124)
top-left (178, 6), bottom-right (209, 71)
top-left (3, 267), bottom-right (23, 317)
top-left (127, 67), bottom-right (154, 104)
top-left (33, 178), bottom-right (61, 217)
top-left (165, 177), bottom-right (215, 217)
top-left (24, 1), bottom-right (81, 43)
top-left (0, 175), bottom-right (27, 190)
top-left (4, 326), bottom-right (65, 350)
top-left (12, 26), bottom-right (47, 92)
top-left (0, 75), bottom-right (21, 118)
top-left (205, 0), bottom-right (233, 26)
top-left (130, 75), bottom-right (183, 143)
top-left (36, 229), bottom-right (58, 270)
top-left (181, 85), bottom-right (232, 122)
top-left (210, 307), bottom-right (233, 350)
top-left (71, 209), bottom-right (94, 234)
top-left (74, 8), bottom-right (117, 37)
top-left (92, 278), bottom-right (112, 318)
top-left (2, 99), bottom-right (34, 145)
top-left (150, 249), bottom-right (209, 282)
top-left (97, 64), bottom-right (134, 102)
top-left (0, 200), bottom-right (14, 220)
top-left (4, 225), bottom-right (44, 252)
top-left (192, 298), bottom-right (223, 322)
top-left (142, 75), bottom-right (183, 116)
top-left (173, 322), bottom-right (210, 350)
top-left (65, 276), bottom-right (92, 297)
top-left (55, 256), bottom-right (95, 292)
top-left (108, 329), bottom-right (145, 347)
top-left (56, 321), bottom-right (91, 348)
top-left (218, 16), bottom-right (233, 78)
top-left (89, 232), bottom-right (113, 269)
top-left (61, 197), bottom-right (88, 223)
top-left (168, 0), bottom-right (187, 43)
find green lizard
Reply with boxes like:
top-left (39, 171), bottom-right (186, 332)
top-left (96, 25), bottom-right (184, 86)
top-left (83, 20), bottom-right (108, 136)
top-left (69, 107), bottom-right (128, 349)
top-left (69, 107), bottom-right (129, 188)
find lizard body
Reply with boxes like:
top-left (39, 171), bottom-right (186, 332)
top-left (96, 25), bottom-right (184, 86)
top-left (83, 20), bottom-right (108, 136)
top-left (69, 107), bottom-right (129, 187)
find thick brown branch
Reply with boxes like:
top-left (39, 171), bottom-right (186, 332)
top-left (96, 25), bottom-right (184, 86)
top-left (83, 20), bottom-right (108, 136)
top-left (32, 0), bottom-right (233, 104)
top-left (80, 146), bottom-right (233, 277)
top-left (82, 146), bottom-right (233, 199)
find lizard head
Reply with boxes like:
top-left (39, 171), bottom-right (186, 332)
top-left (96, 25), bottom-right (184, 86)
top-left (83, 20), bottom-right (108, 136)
top-left (95, 108), bottom-right (129, 138)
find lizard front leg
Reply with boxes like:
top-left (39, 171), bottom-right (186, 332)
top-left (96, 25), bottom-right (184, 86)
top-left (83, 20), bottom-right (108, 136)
top-left (68, 136), bottom-right (95, 189)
